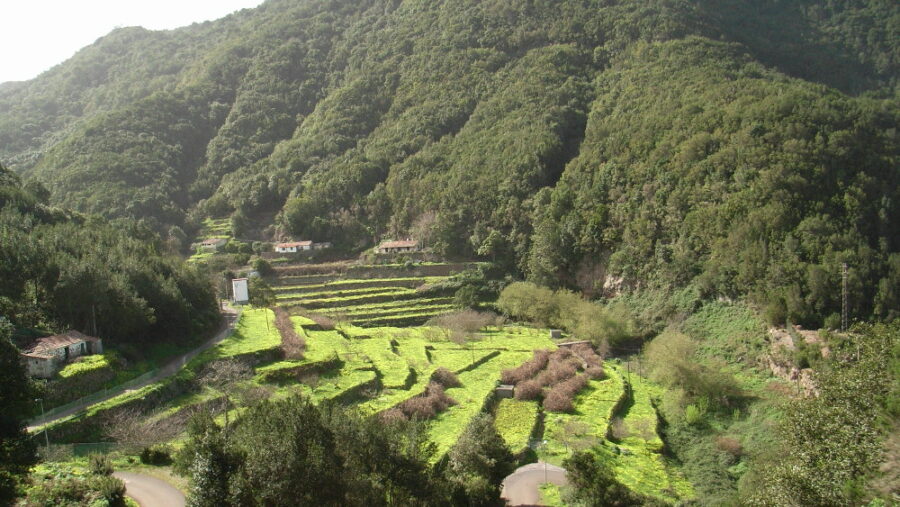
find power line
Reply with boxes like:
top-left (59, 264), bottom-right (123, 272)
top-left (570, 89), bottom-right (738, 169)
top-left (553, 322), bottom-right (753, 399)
top-left (842, 262), bottom-right (848, 332)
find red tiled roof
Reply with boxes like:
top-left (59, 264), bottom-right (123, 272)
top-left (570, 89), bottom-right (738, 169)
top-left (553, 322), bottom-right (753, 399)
top-left (276, 241), bottom-right (313, 248)
top-left (24, 330), bottom-right (100, 357)
top-left (378, 240), bottom-right (418, 249)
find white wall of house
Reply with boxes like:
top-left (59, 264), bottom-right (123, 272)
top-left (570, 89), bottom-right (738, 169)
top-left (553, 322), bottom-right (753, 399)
top-left (233, 278), bottom-right (249, 303)
top-left (25, 357), bottom-right (55, 378)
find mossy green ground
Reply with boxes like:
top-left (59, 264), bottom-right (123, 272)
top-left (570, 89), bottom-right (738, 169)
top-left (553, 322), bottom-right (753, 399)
top-left (538, 363), bottom-right (693, 503)
top-left (44, 288), bottom-right (693, 502)
top-left (494, 399), bottom-right (539, 453)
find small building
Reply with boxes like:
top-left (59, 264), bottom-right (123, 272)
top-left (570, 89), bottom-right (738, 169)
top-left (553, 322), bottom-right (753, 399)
top-left (22, 330), bottom-right (103, 379)
top-left (275, 241), bottom-right (313, 253)
top-left (376, 239), bottom-right (419, 254)
top-left (196, 237), bottom-right (227, 252)
top-left (549, 329), bottom-right (563, 339)
top-left (312, 241), bottom-right (332, 251)
top-left (232, 278), bottom-right (249, 304)
top-left (496, 384), bottom-right (515, 399)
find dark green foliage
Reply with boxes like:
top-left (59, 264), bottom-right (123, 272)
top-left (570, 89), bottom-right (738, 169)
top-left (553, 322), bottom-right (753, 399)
top-left (140, 445), bottom-right (173, 466)
top-left (0, 1), bottom-right (896, 325)
top-left (88, 454), bottom-right (114, 476)
top-left (0, 319), bottom-right (37, 504)
top-left (180, 397), bottom-right (449, 506)
top-left (0, 169), bottom-right (219, 345)
top-left (563, 450), bottom-right (656, 506)
top-left (446, 413), bottom-right (517, 506)
top-left (26, 473), bottom-right (127, 507)
top-left (247, 277), bottom-right (276, 310)
top-left (744, 323), bottom-right (898, 505)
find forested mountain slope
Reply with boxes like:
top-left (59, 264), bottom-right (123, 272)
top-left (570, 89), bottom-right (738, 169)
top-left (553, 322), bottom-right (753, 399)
top-left (1, 0), bottom-right (897, 326)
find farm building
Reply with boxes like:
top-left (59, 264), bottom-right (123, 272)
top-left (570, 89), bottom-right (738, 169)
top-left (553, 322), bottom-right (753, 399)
top-left (376, 239), bottom-right (420, 254)
top-left (232, 278), bottom-right (249, 304)
top-left (195, 237), bottom-right (227, 251)
top-left (275, 241), bottom-right (313, 253)
top-left (21, 330), bottom-right (103, 378)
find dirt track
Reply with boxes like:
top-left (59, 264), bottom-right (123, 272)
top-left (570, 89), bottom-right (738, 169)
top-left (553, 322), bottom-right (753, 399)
top-left (501, 462), bottom-right (568, 506)
top-left (114, 471), bottom-right (186, 507)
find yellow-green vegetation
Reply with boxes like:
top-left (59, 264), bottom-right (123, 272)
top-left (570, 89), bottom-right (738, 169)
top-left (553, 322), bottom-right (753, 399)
top-left (213, 308), bottom-right (280, 358)
top-left (304, 330), bottom-right (350, 361)
top-left (539, 483), bottom-right (565, 507)
top-left (353, 338), bottom-right (411, 388)
top-left (427, 350), bottom-right (533, 459)
top-left (38, 292), bottom-right (691, 504)
top-left (539, 363), bottom-right (693, 503)
top-left (494, 399), bottom-right (539, 452)
top-left (57, 353), bottom-right (114, 379)
top-left (605, 372), bottom-right (695, 502)
top-left (197, 218), bottom-right (231, 240)
top-left (541, 368), bottom-right (625, 464)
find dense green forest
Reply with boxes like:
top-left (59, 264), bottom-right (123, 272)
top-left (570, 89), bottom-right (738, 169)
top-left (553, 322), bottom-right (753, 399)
top-left (1, 0), bottom-right (898, 327)
top-left (0, 163), bottom-right (219, 346)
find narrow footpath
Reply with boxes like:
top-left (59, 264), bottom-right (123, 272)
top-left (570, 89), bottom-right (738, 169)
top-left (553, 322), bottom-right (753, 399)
top-left (28, 305), bottom-right (240, 431)
top-left (113, 471), bottom-right (186, 507)
top-left (501, 462), bottom-right (568, 506)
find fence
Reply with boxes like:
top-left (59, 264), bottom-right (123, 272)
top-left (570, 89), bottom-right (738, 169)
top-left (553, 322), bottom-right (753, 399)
top-left (28, 308), bottom-right (243, 428)
top-left (29, 368), bottom-right (161, 427)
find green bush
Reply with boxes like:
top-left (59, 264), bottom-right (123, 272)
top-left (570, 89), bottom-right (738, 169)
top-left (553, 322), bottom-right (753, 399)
top-left (89, 453), bottom-right (114, 475)
top-left (140, 444), bottom-right (173, 465)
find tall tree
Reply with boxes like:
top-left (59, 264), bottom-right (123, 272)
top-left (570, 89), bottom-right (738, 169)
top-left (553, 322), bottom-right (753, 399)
top-left (0, 318), bottom-right (38, 503)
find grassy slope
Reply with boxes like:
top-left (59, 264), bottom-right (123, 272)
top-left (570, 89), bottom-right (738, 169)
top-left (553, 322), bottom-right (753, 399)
top-left (494, 398), bottom-right (539, 453)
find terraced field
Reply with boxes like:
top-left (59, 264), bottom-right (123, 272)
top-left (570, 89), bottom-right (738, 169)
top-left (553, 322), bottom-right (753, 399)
top-left (273, 273), bottom-right (457, 327)
top-left (42, 303), bottom-right (693, 503)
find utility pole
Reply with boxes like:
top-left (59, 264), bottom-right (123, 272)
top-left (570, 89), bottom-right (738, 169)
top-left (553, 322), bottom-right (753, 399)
top-left (35, 398), bottom-right (49, 448)
top-left (841, 262), bottom-right (849, 333)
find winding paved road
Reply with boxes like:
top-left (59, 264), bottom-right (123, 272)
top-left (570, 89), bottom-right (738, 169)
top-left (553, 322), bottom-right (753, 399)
top-left (501, 462), bottom-right (568, 506)
top-left (29, 305), bottom-right (240, 431)
top-left (114, 471), bottom-right (186, 507)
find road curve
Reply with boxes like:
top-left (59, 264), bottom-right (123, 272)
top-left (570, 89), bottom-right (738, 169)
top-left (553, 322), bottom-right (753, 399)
top-left (28, 306), bottom-right (239, 431)
top-left (113, 471), bottom-right (186, 507)
top-left (501, 462), bottom-right (568, 506)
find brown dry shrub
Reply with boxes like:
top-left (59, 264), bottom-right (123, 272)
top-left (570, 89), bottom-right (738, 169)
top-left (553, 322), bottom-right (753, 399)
top-left (543, 389), bottom-right (574, 413)
top-left (609, 417), bottom-right (629, 440)
top-left (543, 374), bottom-right (588, 413)
top-left (572, 343), bottom-right (603, 367)
top-left (514, 379), bottom-right (543, 401)
top-left (274, 307), bottom-right (305, 359)
top-left (501, 349), bottom-right (551, 384)
top-left (585, 366), bottom-right (605, 379)
top-left (538, 359), bottom-right (579, 386)
top-left (380, 408), bottom-right (408, 423)
top-left (396, 382), bottom-right (458, 420)
top-left (552, 347), bottom-right (573, 359)
top-left (308, 313), bottom-right (335, 330)
top-left (715, 436), bottom-right (743, 457)
top-left (431, 367), bottom-right (461, 388)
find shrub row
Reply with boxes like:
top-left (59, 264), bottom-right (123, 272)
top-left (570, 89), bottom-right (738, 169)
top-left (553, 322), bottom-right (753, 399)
top-left (431, 367), bottom-right (461, 388)
top-left (571, 343), bottom-right (603, 368)
top-left (384, 382), bottom-right (458, 421)
top-left (543, 374), bottom-right (588, 413)
top-left (274, 307), bottom-right (305, 359)
top-left (501, 349), bottom-right (551, 384)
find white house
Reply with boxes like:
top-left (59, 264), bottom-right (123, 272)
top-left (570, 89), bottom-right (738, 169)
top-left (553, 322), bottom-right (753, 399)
top-left (232, 278), bottom-right (249, 304)
top-left (22, 331), bottom-right (103, 378)
top-left (376, 239), bottom-right (419, 254)
top-left (196, 237), bottom-right (227, 251)
top-left (275, 241), bottom-right (313, 253)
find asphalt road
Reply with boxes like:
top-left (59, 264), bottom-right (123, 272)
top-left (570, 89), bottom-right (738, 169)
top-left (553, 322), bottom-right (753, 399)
top-left (28, 306), bottom-right (239, 431)
top-left (113, 471), bottom-right (186, 507)
top-left (501, 462), bottom-right (568, 506)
